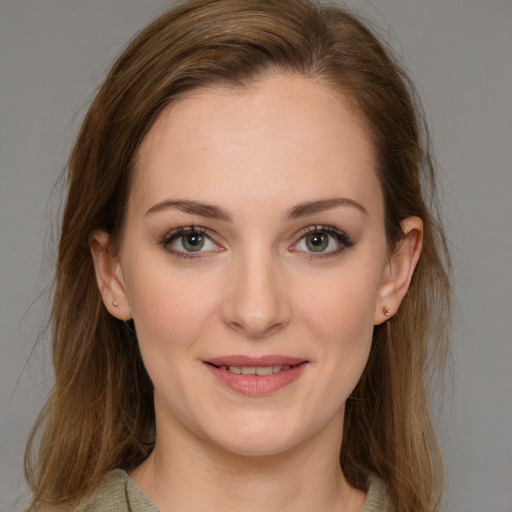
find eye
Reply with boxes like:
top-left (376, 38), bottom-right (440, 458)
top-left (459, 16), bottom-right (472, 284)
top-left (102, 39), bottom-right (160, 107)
top-left (177, 231), bottom-right (207, 252)
top-left (161, 227), bottom-right (221, 258)
top-left (304, 232), bottom-right (330, 252)
top-left (291, 225), bottom-right (354, 256)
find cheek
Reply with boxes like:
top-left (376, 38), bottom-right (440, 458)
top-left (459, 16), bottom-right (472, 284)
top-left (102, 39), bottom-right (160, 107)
top-left (299, 265), bottom-right (380, 338)
top-left (295, 262), bottom-right (382, 385)
top-left (314, 293), bottom-right (374, 373)
top-left (124, 267), bottom-right (223, 411)
top-left (123, 262), bottom-right (220, 353)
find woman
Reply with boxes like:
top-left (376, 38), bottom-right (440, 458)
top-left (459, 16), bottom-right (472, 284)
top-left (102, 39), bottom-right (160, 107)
top-left (25, 0), bottom-right (451, 511)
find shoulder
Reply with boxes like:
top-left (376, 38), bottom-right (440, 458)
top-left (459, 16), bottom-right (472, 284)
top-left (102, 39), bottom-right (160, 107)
top-left (360, 473), bottom-right (394, 512)
top-left (72, 470), bottom-right (130, 512)
top-left (73, 469), bottom-right (158, 512)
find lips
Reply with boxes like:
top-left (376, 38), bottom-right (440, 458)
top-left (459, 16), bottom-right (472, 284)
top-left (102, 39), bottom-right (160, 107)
top-left (219, 364), bottom-right (292, 376)
top-left (204, 355), bottom-right (308, 396)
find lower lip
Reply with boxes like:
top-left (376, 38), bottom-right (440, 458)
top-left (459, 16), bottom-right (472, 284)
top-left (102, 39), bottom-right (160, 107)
top-left (205, 362), bottom-right (307, 396)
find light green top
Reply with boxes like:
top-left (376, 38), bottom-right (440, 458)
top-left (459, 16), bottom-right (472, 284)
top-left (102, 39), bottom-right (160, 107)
top-left (74, 469), bottom-right (393, 511)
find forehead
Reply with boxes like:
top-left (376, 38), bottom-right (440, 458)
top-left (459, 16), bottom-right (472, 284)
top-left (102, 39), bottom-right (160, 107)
top-left (130, 75), bottom-right (381, 217)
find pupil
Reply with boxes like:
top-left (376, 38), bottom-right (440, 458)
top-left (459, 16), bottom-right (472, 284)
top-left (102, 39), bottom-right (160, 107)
top-left (307, 232), bottom-right (328, 252)
top-left (183, 233), bottom-right (204, 251)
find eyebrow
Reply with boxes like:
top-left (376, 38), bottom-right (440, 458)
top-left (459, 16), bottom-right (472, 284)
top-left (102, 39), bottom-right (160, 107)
top-left (145, 197), bottom-right (367, 221)
top-left (283, 197), bottom-right (368, 220)
top-left (146, 199), bottom-right (232, 221)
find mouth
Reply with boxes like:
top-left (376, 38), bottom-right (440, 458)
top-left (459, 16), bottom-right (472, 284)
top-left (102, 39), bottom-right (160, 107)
top-left (204, 356), bottom-right (308, 396)
top-left (209, 364), bottom-right (295, 376)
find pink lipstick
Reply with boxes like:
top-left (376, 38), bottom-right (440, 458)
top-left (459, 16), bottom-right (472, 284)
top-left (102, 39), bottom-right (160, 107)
top-left (204, 355), bottom-right (308, 396)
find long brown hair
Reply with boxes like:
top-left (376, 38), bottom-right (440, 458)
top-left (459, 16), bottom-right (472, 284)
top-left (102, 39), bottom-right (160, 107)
top-left (25, 1), bottom-right (451, 510)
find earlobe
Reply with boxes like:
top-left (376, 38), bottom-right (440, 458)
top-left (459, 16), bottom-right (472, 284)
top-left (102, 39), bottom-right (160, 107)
top-left (89, 230), bottom-right (132, 321)
top-left (374, 216), bottom-right (423, 325)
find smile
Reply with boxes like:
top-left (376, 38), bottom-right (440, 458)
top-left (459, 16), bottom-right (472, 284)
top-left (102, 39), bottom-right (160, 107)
top-left (215, 364), bottom-right (292, 376)
top-left (204, 356), bottom-right (308, 396)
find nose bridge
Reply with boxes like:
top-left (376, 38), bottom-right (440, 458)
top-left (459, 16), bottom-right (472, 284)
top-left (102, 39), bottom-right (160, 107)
top-left (222, 244), bottom-right (290, 338)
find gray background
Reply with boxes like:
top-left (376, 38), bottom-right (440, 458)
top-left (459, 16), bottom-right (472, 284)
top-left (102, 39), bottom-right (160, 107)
top-left (1, 1), bottom-right (511, 511)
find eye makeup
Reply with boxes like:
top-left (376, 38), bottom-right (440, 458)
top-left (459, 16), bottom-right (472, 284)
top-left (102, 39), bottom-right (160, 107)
top-left (158, 223), bottom-right (355, 262)
top-left (159, 226), bottom-right (224, 260)
top-left (289, 224), bottom-right (355, 259)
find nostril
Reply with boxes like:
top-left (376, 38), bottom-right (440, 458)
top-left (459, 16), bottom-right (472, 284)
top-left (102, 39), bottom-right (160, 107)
top-left (220, 265), bottom-right (291, 337)
top-left (225, 317), bottom-right (288, 339)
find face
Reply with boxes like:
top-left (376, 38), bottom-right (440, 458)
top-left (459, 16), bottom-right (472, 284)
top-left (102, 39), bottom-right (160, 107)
top-left (97, 75), bottom-right (403, 458)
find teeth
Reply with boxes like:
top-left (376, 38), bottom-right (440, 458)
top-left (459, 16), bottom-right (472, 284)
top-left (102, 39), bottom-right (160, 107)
top-left (224, 365), bottom-right (292, 375)
top-left (255, 366), bottom-right (273, 376)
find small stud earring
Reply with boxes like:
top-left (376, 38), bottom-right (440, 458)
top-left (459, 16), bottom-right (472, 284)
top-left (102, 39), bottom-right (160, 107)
top-left (383, 306), bottom-right (391, 317)
top-left (113, 301), bottom-right (119, 308)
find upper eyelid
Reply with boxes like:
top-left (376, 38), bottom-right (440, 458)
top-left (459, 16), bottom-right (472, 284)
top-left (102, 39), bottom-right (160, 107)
top-left (160, 226), bottom-right (223, 259)
top-left (162, 225), bottom-right (216, 241)
top-left (293, 224), bottom-right (352, 241)
top-left (291, 225), bottom-right (354, 252)
top-left (159, 224), bottom-right (353, 250)
top-left (296, 224), bottom-right (344, 235)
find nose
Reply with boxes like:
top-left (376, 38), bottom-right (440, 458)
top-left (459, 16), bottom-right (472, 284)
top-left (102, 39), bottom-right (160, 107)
top-left (221, 249), bottom-right (291, 339)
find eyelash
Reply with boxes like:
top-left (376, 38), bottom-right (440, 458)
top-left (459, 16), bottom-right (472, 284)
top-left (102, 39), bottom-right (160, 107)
top-left (159, 224), bottom-right (355, 260)
top-left (160, 226), bottom-right (220, 260)
top-left (291, 225), bottom-right (355, 259)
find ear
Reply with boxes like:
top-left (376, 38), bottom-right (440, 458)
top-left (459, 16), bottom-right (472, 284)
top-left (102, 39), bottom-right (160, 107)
top-left (89, 230), bottom-right (132, 321)
top-left (374, 216), bottom-right (423, 325)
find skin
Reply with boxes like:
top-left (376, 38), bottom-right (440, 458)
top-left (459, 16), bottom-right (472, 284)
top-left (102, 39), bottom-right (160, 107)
top-left (91, 75), bottom-right (422, 512)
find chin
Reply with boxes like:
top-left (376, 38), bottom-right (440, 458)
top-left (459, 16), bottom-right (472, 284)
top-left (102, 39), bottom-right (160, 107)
top-left (198, 410), bottom-right (327, 459)
top-left (212, 431), bottom-right (302, 459)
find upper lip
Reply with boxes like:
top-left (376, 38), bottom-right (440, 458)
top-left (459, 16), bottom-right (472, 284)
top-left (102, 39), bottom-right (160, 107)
top-left (205, 355), bottom-right (307, 367)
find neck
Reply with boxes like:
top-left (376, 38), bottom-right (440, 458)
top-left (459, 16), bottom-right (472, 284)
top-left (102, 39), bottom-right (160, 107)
top-left (129, 411), bottom-right (365, 512)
